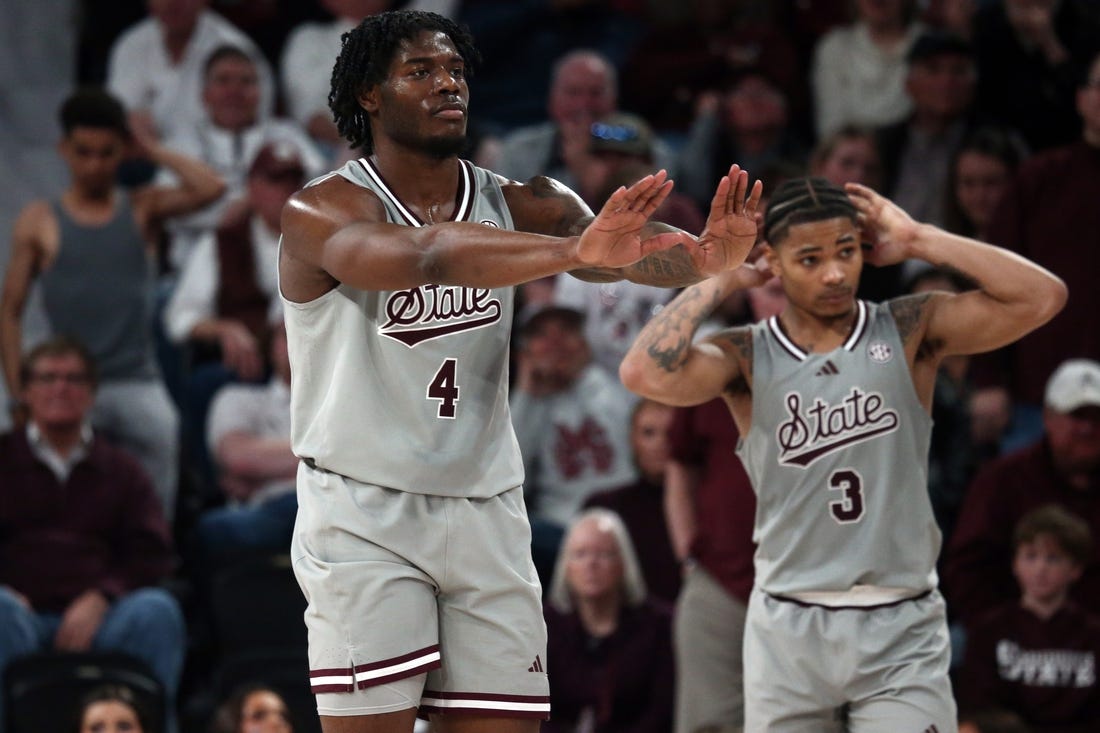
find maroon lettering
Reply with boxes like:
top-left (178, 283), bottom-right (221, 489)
top-left (381, 285), bottom-right (503, 346)
top-left (777, 389), bottom-right (899, 467)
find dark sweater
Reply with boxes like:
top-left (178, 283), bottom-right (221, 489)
top-left (0, 430), bottom-right (175, 612)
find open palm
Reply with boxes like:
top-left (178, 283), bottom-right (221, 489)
top-left (692, 164), bottom-right (762, 277)
top-left (576, 170), bottom-right (679, 269)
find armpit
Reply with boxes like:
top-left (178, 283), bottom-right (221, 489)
top-left (719, 328), bottom-right (753, 394)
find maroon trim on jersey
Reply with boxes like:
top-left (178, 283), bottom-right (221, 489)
top-left (768, 588), bottom-right (931, 611)
top-left (767, 300), bottom-right (868, 361)
top-left (420, 690), bottom-right (551, 719)
top-left (357, 157), bottom-right (475, 227)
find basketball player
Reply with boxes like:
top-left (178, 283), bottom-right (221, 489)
top-left (619, 177), bottom-right (1067, 732)
top-left (277, 10), bottom-right (760, 733)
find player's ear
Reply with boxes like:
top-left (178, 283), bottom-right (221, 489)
top-left (358, 84), bottom-right (381, 114)
top-left (763, 243), bottom-right (781, 277)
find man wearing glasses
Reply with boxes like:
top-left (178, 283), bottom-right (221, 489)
top-left (0, 336), bottom-right (184, 732)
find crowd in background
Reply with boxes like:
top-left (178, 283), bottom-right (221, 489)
top-left (2, 0), bottom-right (1100, 731)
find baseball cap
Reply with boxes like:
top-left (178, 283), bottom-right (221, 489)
top-left (519, 304), bottom-right (585, 338)
top-left (907, 31), bottom-right (973, 65)
top-left (248, 141), bottom-right (306, 181)
top-left (1044, 359), bottom-right (1100, 413)
top-left (589, 113), bottom-right (655, 158)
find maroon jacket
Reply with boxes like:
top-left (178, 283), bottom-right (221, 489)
top-left (667, 399), bottom-right (756, 603)
top-left (943, 439), bottom-right (1100, 624)
top-left (0, 430), bottom-right (175, 612)
top-left (959, 601), bottom-right (1100, 733)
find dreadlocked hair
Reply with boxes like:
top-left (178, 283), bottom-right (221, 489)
top-left (329, 10), bottom-right (481, 153)
top-left (763, 177), bottom-right (858, 245)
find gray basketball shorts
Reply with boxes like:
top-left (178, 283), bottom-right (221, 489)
top-left (291, 461), bottom-right (549, 719)
top-left (743, 588), bottom-right (957, 733)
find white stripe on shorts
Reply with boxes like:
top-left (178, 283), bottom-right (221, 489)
top-left (420, 691), bottom-right (551, 718)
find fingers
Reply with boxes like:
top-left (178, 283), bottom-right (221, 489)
top-left (710, 164), bottom-right (762, 218)
top-left (603, 170), bottom-right (671, 215)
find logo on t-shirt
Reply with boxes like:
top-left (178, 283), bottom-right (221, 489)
top-left (380, 284), bottom-right (502, 346)
top-left (776, 387), bottom-right (899, 468)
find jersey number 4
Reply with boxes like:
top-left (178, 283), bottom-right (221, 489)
top-left (828, 469), bottom-right (865, 524)
top-left (427, 358), bottom-right (460, 419)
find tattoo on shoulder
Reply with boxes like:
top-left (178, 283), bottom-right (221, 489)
top-left (720, 329), bottom-right (753, 393)
top-left (889, 294), bottom-right (931, 343)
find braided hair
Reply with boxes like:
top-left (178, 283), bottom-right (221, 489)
top-left (763, 177), bottom-right (859, 246)
top-left (329, 10), bottom-right (480, 153)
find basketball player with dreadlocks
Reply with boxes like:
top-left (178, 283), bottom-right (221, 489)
top-left (278, 10), bottom-right (761, 733)
top-left (620, 177), bottom-right (1066, 732)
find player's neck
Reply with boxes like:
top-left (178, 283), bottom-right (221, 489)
top-left (777, 303), bottom-right (859, 354)
top-left (1020, 590), bottom-right (1069, 621)
top-left (368, 145), bottom-right (462, 223)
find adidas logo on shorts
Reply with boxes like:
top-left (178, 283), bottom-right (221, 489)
top-left (527, 655), bottom-right (544, 672)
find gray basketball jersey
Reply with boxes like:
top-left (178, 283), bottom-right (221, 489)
top-left (736, 300), bottom-right (941, 596)
top-left (282, 158), bottom-right (524, 497)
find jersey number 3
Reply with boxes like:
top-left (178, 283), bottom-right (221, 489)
top-left (828, 469), bottom-right (865, 524)
top-left (428, 358), bottom-right (460, 419)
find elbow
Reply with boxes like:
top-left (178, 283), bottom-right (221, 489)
top-left (619, 354), bottom-right (661, 400)
top-left (1035, 276), bottom-right (1068, 325)
top-left (415, 228), bottom-right (450, 283)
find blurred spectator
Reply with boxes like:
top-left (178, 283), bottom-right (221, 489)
top-left (810, 0), bottom-right (925, 138)
top-left (194, 320), bottom-right (295, 570)
top-left (944, 359), bottom-right (1100, 627)
top-left (553, 112), bottom-right (701, 375)
top-left (958, 505), bottom-right (1100, 733)
top-left (543, 508), bottom-right (673, 733)
top-left (106, 0), bottom-right (275, 142)
top-left (163, 142), bottom-right (302, 481)
top-left (663, 277), bottom-right (782, 733)
top-left (510, 305), bottom-right (638, 584)
top-left (908, 267), bottom-right (978, 545)
top-left (968, 52), bottom-right (1100, 448)
top-left (972, 0), bottom-right (1100, 151)
top-left (76, 684), bottom-right (157, 733)
top-left (0, 88), bottom-right (225, 521)
top-left (161, 45), bottom-right (324, 271)
top-left (618, 0), bottom-right (803, 133)
top-left (280, 0), bottom-right (394, 162)
top-left (584, 399), bottom-right (680, 605)
top-left (677, 68), bottom-right (808, 214)
top-left (210, 683), bottom-right (293, 733)
top-left (495, 49), bottom-right (674, 191)
top-left (0, 337), bottom-right (185, 731)
top-left (808, 124), bottom-right (883, 190)
top-left (943, 126), bottom-right (1030, 242)
top-left (878, 30), bottom-right (979, 230)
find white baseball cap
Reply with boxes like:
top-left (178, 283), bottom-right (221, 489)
top-left (1044, 359), bottom-right (1100, 413)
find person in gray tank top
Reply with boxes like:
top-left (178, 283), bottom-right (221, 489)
top-left (621, 177), bottom-right (1067, 732)
top-left (278, 10), bottom-right (768, 732)
top-left (1, 88), bottom-right (225, 522)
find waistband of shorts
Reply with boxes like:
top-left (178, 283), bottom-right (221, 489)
top-left (765, 586), bottom-right (932, 610)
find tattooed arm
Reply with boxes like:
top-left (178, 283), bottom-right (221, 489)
top-left (619, 264), bottom-right (769, 406)
top-left (849, 183), bottom-right (1066, 359)
top-left (504, 164), bottom-right (762, 288)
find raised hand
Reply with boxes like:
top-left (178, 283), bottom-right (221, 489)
top-left (691, 164), bottom-right (763, 277)
top-left (845, 182), bottom-right (921, 267)
top-left (575, 170), bottom-right (678, 268)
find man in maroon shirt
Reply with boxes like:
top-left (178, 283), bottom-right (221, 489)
top-left (945, 358), bottom-right (1100, 626)
top-left (0, 337), bottom-right (184, 727)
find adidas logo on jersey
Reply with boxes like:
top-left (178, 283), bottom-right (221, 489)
top-left (527, 655), bottom-right (544, 672)
top-left (814, 360), bottom-right (839, 376)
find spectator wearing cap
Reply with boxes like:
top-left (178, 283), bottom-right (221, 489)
top-left (944, 358), bottom-right (1100, 628)
top-left (495, 49), bottom-right (675, 193)
top-left (510, 304), bottom-right (639, 586)
top-left (868, 30), bottom-right (986, 302)
top-left (676, 67), bottom-right (809, 215)
top-left (163, 141), bottom-right (304, 488)
top-left (554, 112), bottom-right (704, 376)
top-left (160, 45), bottom-right (325, 272)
